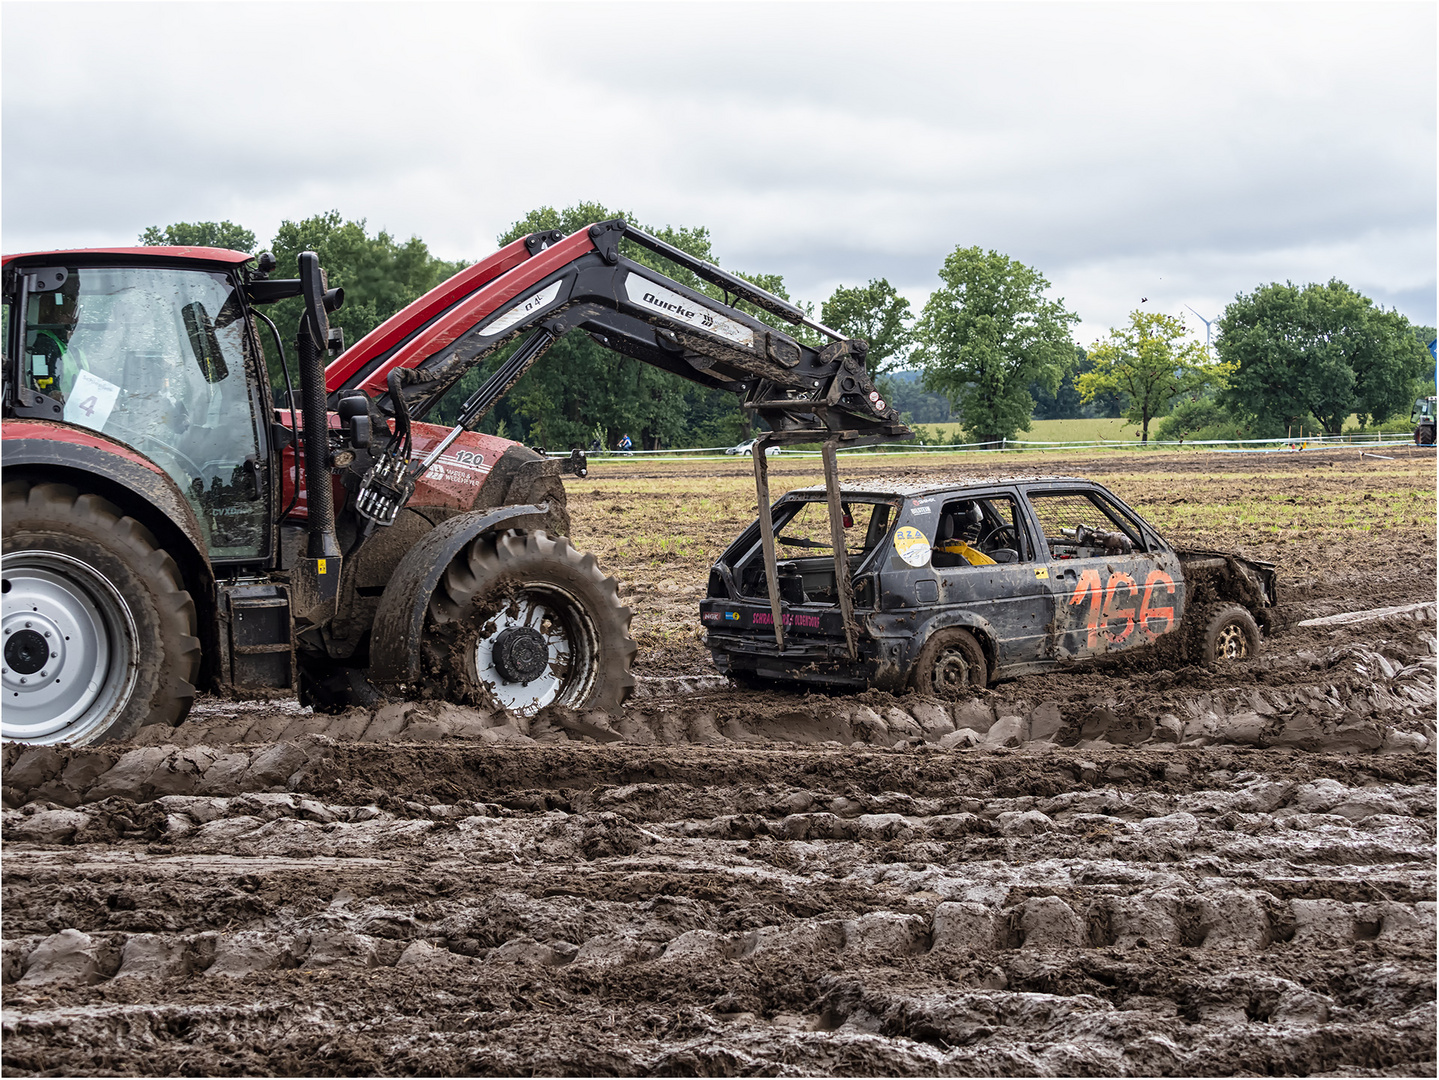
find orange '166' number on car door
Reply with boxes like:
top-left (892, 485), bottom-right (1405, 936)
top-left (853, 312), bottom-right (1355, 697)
top-left (1072, 567), bottom-right (1174, 646)
top-left (1139, 569), bottom-right (1176, 636)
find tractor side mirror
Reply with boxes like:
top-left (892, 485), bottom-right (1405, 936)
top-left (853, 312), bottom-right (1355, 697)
top-left (298, 251), bottom-right (344, 351)
top-left (337, 393), bottom-right (372, 449)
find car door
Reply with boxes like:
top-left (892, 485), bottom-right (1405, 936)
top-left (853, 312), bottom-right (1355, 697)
top-left (923, 489), bottom-right (1055, 670)
top-left (1025, 485), bottom-right (1182, 660)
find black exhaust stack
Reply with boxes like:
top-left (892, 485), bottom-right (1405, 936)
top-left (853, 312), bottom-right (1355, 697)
top-left (291, 251), bottom-right (345, 625)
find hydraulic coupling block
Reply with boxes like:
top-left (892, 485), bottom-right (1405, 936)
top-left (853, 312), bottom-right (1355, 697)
top-left (356, 454), bottom-right (416, 527)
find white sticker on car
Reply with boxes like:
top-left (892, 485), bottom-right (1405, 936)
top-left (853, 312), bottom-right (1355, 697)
top-left (479, 279), bottom-right (564, 337)
top-left (911, 505), bottom-right (931, 516)
top-left (624, 274), bottom-right (754, 347)
top-left (893, 525), bottom-right (932, 567)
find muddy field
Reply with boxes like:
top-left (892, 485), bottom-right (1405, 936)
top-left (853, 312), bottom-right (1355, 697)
top-left (3, 447), bottom-right (1436, 1076)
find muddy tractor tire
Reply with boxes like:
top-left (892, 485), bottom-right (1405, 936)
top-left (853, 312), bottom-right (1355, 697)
top-left (1, 481), bottom-right (200, 745)
top-left (425, 530), bottom-right (635, 717)
top-left (1415, 424), bottom-right (1435, 447)
top-left (912, 627), bottom-right (989, 696)
top-left (1200, 604), bottom-right (1261, 666)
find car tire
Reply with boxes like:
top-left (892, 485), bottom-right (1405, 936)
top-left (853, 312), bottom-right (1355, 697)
top-left (912, 627), bottom-right (989, 696)
top-left (1, 481), bottom-right (200, 745)
top-left (1200, 604), bottom-right (1261, 665)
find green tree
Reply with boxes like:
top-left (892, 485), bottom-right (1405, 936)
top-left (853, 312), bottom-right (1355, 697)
top-left (820, 279), bottom-right (913, 377)
top-left (914, 246), bottom-right (1078, 446)
top-left (1028, 346), bottom-right (1125, 420)
top-left (1216, 280), bottom-right (1429, 435)
top-left (875, 370), bottom-right (954, 424)
top-left (140, 220), bottom-right (256, 253)
top-left (265, 210), bottom-right (467, 356)
top-left (1078, 311), bottom-right (1226, 443)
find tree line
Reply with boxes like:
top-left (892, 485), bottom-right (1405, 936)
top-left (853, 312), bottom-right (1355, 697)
top-left (143, 210), bottom-right (1434, 448)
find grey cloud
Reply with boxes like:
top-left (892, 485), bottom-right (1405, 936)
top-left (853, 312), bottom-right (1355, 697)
top-left (3, 1), bottom-right (1432, 337)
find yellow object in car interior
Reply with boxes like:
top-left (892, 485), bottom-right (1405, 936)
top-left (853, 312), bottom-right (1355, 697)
top-left (939, 540), bottom-right (996, 566)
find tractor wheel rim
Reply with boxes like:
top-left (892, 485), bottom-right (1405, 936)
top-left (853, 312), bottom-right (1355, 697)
top-left (932, 649), bottom-right (972, 694)
top-left (1, 551), bottom-right (136, 743)
top-left (471, 583), bottom-right (598, 717)
top-left (1216, 622), bottom-right (1248, 660)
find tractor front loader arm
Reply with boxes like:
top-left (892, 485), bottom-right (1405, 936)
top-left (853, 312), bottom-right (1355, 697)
top-left (333, 219), bottom-right (909, 446)
top-left (334, 219), bottom-right (912, 654)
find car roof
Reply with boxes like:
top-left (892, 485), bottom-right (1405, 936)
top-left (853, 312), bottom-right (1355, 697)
top-left (784, 475), bottom-right (1091, 499)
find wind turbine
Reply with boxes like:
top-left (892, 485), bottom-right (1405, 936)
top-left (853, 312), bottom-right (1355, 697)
top-left (1184, 304), bottom-right (1214, 354)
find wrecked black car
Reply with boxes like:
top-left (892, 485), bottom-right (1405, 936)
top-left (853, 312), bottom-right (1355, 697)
top-left (700, 477), bottom-right (1277, 695)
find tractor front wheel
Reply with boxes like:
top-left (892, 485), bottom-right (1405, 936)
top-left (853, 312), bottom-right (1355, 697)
top-left (425, 530), bottom-right (635, 717)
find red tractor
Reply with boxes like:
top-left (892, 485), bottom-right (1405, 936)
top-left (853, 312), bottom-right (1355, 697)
top-left (2, 222), bottom-right (907, 744)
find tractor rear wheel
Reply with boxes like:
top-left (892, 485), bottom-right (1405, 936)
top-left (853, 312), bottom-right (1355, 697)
top-left (425, 530), bottom-right (635, 717)
top-left (1, 481), bottom-right (200, 745)
top-left (912, 627), bottom-right (989, 696)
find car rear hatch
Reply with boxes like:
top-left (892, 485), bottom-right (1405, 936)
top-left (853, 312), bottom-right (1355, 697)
top-left (701, 493), bottom-right (899, 657)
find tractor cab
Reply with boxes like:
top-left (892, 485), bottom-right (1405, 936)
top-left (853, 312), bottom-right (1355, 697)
top-left (6, 252), bottom-right (275, 562)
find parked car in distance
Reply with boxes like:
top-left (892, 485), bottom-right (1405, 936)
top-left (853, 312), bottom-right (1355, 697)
top-left (700, 476), bottom-right (1277, 696)
top-left (726, 438), bottom-right (782, 456)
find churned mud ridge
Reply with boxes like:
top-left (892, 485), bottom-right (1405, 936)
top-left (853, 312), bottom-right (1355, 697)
top-left (4, 738), bottom-right (1435, 1075)
top-left (21, 614), bottom-right (1425, 765)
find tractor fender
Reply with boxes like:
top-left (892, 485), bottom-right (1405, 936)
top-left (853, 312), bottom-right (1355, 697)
top-left (1, 425), bottom-right (213, 592)
top-left (367, 502), bottom-right (549, 685)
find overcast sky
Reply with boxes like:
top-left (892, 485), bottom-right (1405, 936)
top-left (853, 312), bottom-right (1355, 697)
top-left (3, 1), bottom-right (1433, 347)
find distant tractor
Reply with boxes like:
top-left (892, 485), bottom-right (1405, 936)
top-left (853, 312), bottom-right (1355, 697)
top-left (1413, 396), bottom-right (1436, 446)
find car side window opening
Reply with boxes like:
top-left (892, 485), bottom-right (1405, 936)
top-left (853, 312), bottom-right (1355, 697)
top-left (1028, 491), bottom-right (1145, 559)
top-left (22, 266), bottom-right (267, 560)
top-left (776, 500), bottom-right (892, 557)
top-left (932, 495), bottom-right (1028, 568)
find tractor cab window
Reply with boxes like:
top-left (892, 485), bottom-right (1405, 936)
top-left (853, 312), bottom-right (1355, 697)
top-left (932, 495), bottom-right (1028, 567)
top-left (22, 266), bottom-right (267, 560)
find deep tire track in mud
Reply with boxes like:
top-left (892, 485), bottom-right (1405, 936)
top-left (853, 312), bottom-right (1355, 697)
top-left (3, 447), bottom-right (1435, 1075)
top-left (3, 737), bottom-right (1435, 1076)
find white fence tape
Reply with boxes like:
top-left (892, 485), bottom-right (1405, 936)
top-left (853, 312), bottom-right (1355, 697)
top-left (538, 430), bottom-right (1421, 461)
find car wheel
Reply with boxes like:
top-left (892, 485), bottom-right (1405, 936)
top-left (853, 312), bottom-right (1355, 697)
top-left (912, 627), bottom-right (989, 696)
top-left (1200, 604), bottom-right (1261, 665)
